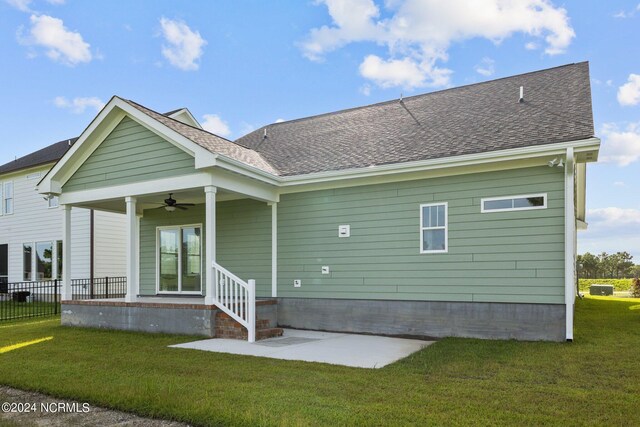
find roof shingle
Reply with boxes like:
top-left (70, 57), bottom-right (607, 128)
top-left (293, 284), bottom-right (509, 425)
top-left (0, 138), bottom-right (77, 175)
top-left (235, 62), bottom-right (594, 176)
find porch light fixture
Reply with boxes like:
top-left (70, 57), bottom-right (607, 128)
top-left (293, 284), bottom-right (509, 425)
top-left (165, 205), bottom-right (176, 212)
top-left (547, 158), bottom-right (558, 167)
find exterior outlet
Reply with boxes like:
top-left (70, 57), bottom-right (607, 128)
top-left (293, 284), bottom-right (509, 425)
top-left (293, 280), bottom-right (301, 288)
top-left (338, 225), bottom-right (350, 238)
top-left (321, 266), bottom-right (330, 274)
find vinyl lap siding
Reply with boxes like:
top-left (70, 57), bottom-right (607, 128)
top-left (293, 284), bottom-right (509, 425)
top-left (0, 165), bottom-right (90, 282)
top-left (277, 166), bottom-right (565, 304)
top-left (94, 211), bottom-right (127, 277)
top-left (217, 199), bottom-right (272, 297)
top-left (63, 117), bottom-right (195, 192)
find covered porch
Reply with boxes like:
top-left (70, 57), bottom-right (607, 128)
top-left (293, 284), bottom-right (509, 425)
top-left (59, 182), bottom-right (279, 342)
top-left (37, 97), bottom-right (281, 342)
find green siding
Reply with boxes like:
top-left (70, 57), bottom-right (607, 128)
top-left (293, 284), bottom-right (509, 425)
top-left (64, 117), bottom-right (195, 192)
top-left (277, 166), bottom-right (566, 304)
top-left (138, 199), bottom-right (272, 297)
top-left (217, 199), bottom-right (272, 297)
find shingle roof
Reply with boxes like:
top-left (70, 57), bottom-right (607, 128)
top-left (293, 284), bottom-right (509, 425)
top-left (124, 100), bottom-right (279, 174)
top-left (0, 138), bottom-right (77, 175)
top-left (235, 62), bottom-right (594, 176)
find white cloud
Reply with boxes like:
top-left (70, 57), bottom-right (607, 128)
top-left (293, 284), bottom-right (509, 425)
top-left (587, 207), bottom-right (640, 227)
top-left (474, 57), bottom-right (495, 77)
top-left (54, 96), bottom-right (104, 114)
top-left (525, 41), bottom-right (538, 50)
top-left (614, 181), bottom-right (625, 187)
top-left (617, 74), bottom-right (640, 106)
top-left (202, 114), bottom-right (231, 137)
top-left (301, 0), bottom-right (575, 89)
top-left (600, 122), bottom-right (640, 166)
top-left (274, 118), bottom-right (286, 123)
top-left (45, 0), bottom-right (65, 4)
top-left (359, 55), bottom-right (446, 89)
top-left (359, 83), bottom-right (372, 96)
top-left (159, 17), bottom-right (206, 71)
top-left (606, 79), bottom-right (613, 87)
top-left (580, 207), bottom-right (640, 258)
top-left (613, 3), bottom-right (640, 18)
top-left (6, 0), bottom-right (32, 12)
top-left (19, 14), bottom-right (92, 66)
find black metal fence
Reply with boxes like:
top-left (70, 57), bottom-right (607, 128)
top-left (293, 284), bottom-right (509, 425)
top-left (0, 277), bottom-right (126, 322)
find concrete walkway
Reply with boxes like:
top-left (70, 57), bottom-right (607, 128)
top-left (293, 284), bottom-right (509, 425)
top-left (170, 329), bottom-right (433, 368)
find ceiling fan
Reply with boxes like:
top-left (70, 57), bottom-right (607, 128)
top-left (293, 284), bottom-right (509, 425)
top-left (154, 193), bottom-right (195, 212)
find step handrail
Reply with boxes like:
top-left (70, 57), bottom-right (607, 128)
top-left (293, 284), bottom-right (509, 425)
top-left (213, 263), bottom-right (256, 342)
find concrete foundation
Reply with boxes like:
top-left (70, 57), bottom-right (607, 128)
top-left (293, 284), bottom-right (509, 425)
top-left (277, 298), bottom-right (566, 342)
top-left (61, 299), bottom-right (279, 337)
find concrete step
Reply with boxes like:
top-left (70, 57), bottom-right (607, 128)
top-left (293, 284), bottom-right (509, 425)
top-left (257, 327), bottom-right (284, 340)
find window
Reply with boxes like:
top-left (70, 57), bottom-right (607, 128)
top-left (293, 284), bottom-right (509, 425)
top-left (420, 203), bottom-right (448, 253)
top-left (23, 243), bottom-right (32, 281)
top-left (36, 241), bottom-right (53, 280)
top-left (48, 196), bottom-right (59, 208)
top-left (56, 241), bottom-right (63, 280)
top-left (3, 182), bottom-right (13, 215)
top-left (158, 225), bottom-right (202, 293)
top-left (481, 194), bottom-right (547, 213)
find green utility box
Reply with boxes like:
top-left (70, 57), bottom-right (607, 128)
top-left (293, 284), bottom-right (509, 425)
top-left (589, 284), bottom-right (614, 296)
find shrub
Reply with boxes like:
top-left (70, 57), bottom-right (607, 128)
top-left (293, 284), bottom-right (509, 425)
top-left (631, 278), bottom-right (640, 298)
top-left (578, 279), bottom-right (633, 292)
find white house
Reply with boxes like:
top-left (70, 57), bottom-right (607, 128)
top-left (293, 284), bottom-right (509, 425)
top-left (0, 138), bottom-right (128, 285)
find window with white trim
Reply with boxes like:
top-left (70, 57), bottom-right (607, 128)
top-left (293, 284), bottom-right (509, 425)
top-left (3, 182), bottom-right (13, 215)
top-left (481, 194), bottom-right (547, 213)
top-left (420, 203), bottom-right (448, 253)
top-left (157, 225), bottom-right (202, 294)
top-left (23, 243), bottom-right (32, 281)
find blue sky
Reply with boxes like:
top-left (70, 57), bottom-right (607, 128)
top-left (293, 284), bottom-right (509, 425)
top-left (1, 0), bottom-right (639, 258)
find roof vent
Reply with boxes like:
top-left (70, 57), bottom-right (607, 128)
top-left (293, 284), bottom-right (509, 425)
top-left (263, 128), bottom-right (268, 139)
top-left (68, 139), bottom-right (72, 146)
top-left (519, 86), bottom-right (524, 103)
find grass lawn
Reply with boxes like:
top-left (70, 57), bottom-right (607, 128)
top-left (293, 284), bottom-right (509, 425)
top-left (1, 296), bottom-right (639, 426)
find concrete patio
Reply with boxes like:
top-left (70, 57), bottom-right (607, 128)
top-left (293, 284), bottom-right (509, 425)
top-left (169, 328), bottom-right (434, 368)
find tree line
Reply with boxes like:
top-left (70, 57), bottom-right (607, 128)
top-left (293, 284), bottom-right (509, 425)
top-left (577, 252), bottom-right (640, 279)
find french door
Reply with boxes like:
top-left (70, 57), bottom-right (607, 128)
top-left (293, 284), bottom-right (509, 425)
top-left (157, 225), bottom-right (202, 294)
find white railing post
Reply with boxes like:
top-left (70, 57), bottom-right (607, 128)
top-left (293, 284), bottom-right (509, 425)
top-left (248, 279), bottom-right (256, 343)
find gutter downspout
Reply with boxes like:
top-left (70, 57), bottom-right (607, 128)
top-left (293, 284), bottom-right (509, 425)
top-left (565, 148), bottom-right (576, 342)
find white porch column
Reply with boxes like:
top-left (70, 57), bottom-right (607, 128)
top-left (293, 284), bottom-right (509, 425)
top-left (125, 196), bottom-right (138, 303)
top-left (268, 202), bottom-right (278, 298)
top-left (564, 147), bottom-right (576, 341)
top-left (61, 204), bottom-right (72, 300)
top-left (204, 186), bottom-right (217, 305)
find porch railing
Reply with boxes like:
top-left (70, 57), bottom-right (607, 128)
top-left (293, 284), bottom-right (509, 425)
top-left (213, 263), bottom-right (256, 342)
top-left (0, 276), bottom-right (126, 322)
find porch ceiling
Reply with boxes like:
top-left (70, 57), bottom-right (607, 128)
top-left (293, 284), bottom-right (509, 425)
top-left (72, 187), bottom-right (247, 214)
